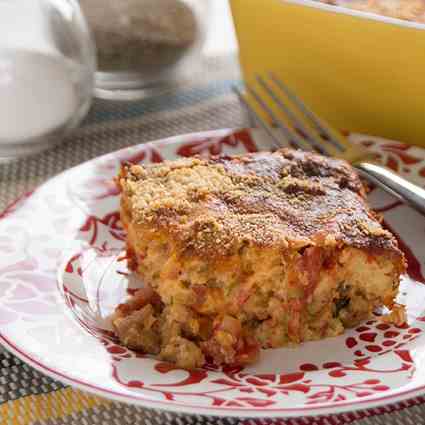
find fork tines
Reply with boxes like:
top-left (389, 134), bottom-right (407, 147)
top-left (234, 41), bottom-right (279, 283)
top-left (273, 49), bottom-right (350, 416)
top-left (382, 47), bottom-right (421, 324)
top-left (233, 73), bottom-right (346, 156)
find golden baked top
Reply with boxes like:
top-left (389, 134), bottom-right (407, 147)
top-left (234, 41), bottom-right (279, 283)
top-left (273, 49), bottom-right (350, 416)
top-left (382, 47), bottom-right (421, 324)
top-left (318, 0), bottom-right (425, 23)
top-left (118, 149), bottom-right (402, 258)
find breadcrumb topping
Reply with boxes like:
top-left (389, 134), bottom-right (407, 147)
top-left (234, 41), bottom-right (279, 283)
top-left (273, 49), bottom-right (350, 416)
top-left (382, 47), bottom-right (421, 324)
top-left (118, 149), bottom-right (401, 258)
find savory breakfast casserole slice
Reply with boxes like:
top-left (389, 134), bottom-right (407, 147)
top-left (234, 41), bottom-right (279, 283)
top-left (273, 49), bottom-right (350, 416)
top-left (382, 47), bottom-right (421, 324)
top-left (113, 149), bottom-right (406, 369)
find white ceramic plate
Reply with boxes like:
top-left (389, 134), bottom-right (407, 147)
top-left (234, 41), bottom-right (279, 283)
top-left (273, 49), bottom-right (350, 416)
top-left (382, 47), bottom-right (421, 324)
top-left (1, 129), bottom-right (425, 418)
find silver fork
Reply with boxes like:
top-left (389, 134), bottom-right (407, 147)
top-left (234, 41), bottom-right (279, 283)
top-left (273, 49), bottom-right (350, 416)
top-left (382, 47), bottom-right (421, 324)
top-left (233, 74), bottom-right (425, 216)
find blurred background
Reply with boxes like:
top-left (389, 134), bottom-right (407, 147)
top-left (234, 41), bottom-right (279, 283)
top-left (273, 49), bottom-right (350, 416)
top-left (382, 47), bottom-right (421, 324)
top-left (0, 0), bottom-right (245, 204)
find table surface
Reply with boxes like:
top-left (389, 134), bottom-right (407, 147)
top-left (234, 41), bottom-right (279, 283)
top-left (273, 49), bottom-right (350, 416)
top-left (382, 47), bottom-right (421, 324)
top-left (1, 2), bottom-right (425, 424)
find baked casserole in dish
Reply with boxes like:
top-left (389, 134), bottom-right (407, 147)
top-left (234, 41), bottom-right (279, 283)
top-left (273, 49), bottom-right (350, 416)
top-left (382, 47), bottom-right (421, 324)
top-left (230, 0), bottom-right (425, 148)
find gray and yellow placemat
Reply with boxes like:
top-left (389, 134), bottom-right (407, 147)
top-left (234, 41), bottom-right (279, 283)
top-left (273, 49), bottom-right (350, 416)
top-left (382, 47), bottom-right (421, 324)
top-left (1, 54), bottom-right (425, 425)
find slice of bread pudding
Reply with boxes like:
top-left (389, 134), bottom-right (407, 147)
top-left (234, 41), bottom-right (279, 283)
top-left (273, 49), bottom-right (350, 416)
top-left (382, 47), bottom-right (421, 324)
top-left (113, 149), bottom-right (405, 369)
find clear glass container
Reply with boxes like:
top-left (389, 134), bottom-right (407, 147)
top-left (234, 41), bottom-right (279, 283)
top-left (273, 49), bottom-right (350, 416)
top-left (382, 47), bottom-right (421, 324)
top-left (79, 0), bottom-right (209, 100)
top-left (0, 0), bottom-right (95, 162)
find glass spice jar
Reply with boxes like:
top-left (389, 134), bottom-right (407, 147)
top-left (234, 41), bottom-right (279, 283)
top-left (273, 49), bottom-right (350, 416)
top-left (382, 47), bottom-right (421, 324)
top-left (79, 0), bottom-right (208, 99)
top-left (0, 0), bottom-right (94, 161)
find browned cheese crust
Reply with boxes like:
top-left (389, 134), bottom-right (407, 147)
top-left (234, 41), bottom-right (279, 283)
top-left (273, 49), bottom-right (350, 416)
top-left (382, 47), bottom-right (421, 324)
top-left (118, 149), bottom-right (402, 255)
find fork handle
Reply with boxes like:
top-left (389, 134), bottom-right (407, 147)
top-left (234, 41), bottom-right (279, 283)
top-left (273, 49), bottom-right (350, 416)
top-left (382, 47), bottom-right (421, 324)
top-left (355, 162), bottom-right (425, 216)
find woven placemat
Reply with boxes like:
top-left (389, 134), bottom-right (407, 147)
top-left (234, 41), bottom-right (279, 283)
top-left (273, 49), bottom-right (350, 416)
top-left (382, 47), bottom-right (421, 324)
top-left (1, 54), bottom-right (425, 425)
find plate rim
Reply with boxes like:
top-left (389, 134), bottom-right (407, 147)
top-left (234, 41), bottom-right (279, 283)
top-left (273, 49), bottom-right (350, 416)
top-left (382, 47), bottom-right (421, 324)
top-left (3, 329), bottom-right (425, 418)
top-left (1, 128), bottom-right (425, 418)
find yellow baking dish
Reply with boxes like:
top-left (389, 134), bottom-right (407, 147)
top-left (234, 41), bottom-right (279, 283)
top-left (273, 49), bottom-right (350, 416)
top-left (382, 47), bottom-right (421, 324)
top-left (230, 0), bottom-right (425, 147)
